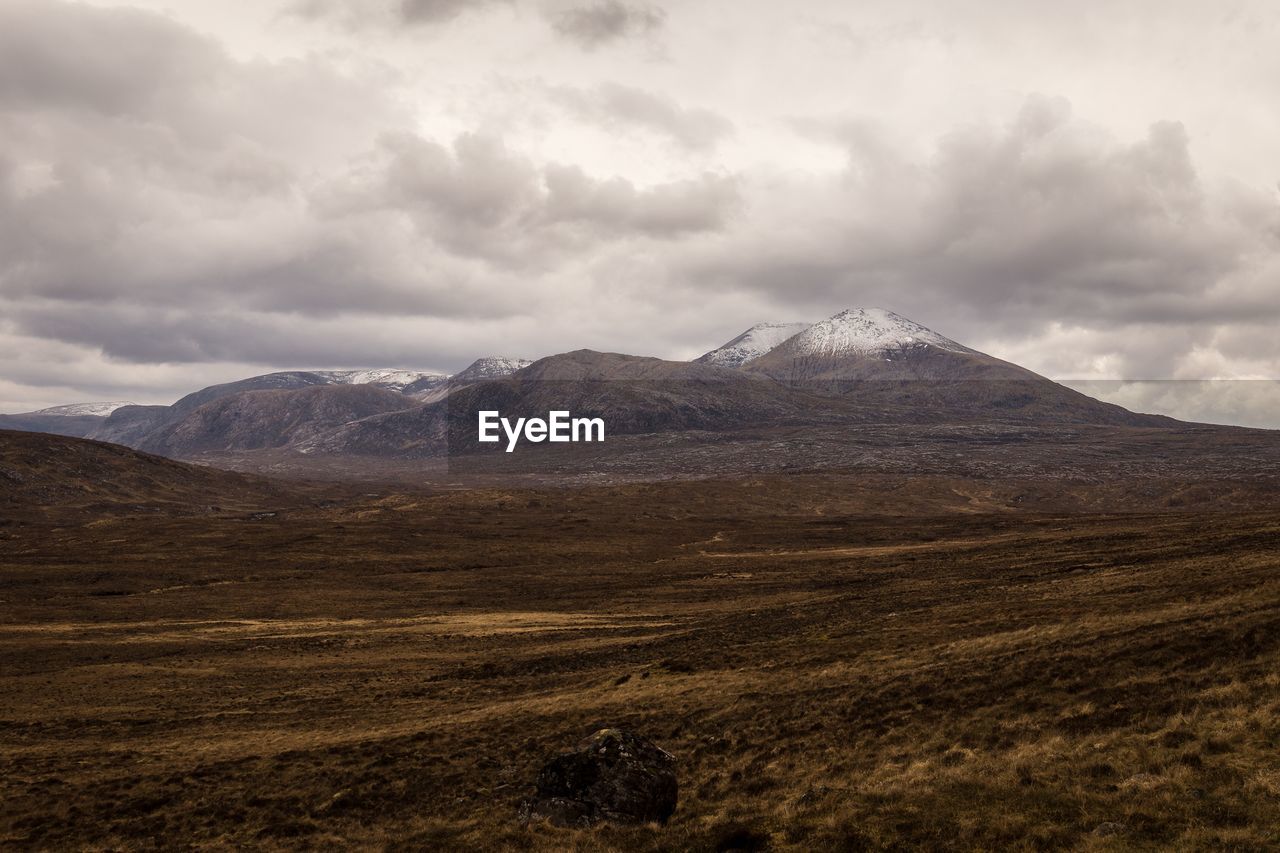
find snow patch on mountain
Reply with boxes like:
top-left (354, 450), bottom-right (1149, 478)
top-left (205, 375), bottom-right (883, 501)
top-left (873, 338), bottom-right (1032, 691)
top-left (790, 308), bottom-right (969, 358)
top-left (31, 402), bottom-right (135, 417)
top-left (453, 357), bottom-right (533, 381)
top-left (697, 322), bottom-right (812, 367)
top-left (314, 369), bottom-right (446, 392)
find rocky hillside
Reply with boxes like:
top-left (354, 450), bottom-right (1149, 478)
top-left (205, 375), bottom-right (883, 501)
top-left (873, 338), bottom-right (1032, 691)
top-left (134, 384), bottom-right (419, 456)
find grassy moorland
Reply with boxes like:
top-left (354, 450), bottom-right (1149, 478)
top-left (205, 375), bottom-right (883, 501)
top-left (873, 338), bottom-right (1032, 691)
top-left (3, 441), bottom-right (1280, 850)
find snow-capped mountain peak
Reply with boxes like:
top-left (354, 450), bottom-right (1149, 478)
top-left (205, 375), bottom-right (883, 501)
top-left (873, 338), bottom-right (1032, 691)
top-left (789, 308), bottom-right (968, 357)
top-left (696, 321), bottom-right (812, 367)
top-left (31, 401), bottom-right (135, 417)
top-left (453, 357), bottom-right (534, 382)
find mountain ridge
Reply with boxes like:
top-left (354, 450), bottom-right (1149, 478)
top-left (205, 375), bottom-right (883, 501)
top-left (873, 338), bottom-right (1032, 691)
top-left (4, 310), bottom-right (1189, 461)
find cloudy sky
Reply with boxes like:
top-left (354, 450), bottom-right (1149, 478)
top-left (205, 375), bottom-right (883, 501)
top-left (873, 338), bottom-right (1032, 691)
top-left (2, 0), bottom-right (1279, 422)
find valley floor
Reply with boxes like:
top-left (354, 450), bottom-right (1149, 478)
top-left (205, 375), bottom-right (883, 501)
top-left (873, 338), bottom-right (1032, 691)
top-left (3, 476), bottom-right (1280, 850)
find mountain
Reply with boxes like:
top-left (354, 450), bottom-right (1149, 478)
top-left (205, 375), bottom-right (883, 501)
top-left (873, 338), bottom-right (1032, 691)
top-left (122, 368), bottom-right (441, 425)
top-left (29, 401), bottom-right (134, 417)
top-left (744, 307), bottom-right (1013, 383)
top-left (517, 350), bottom-right (747, 382)
top-left (133, 385), bottom-right (418, 457)
top-left (13, 361), bottom-right (526, 449)
top-left (401, 357), bottom-right (532, 402)
top-left (0, 401), bottom-right (135, 439)
top-left (83, 373), bottom-right (347, 449)
top-left (451, 357), bottom-right (534, 383)
top-left (83, 370), bottom-right (443, 448)
top-left (696, 322), bottom-right (811, 367)
top-left (402, 374), bottom-right (453, 398)
top-left (312, 369), bottom-right (445, 393)
top-left (303, 350), bottom-right (822, 458)
top-left (165, 369), bottom-right (439, 417)
top-left (0, 412), bottom-right (105, 438)
top-left (745, 308), bottom-right (976, 368)
top-left (742, 308), bottom-right (1172, 426)
top-left (87, 405), bottom-right (172, 447)
top-left (12, 312), bottom-right (1182, 466)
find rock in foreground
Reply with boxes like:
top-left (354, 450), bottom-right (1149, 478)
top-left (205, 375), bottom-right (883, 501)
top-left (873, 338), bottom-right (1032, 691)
top-left (520, 729), bottom-right (678, 827)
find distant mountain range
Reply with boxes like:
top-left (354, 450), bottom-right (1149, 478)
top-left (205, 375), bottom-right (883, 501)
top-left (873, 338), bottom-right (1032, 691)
top-left (1, 310), bottom-right (1179, 462)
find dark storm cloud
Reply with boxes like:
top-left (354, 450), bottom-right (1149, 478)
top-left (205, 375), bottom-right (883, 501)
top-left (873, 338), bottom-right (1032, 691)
top-left (323, 131), bottom-right (739, 267)
top-left (547, 0), bottom-right (665, 48)
top-left (551, 83), bottom-right (734, 150)
top-left (0, 1), bottom-right (226, 117)
top-left (400, 0), bottom-right (507, 23)
top-left (7, 301), bottom-right (458, 366)
top-left (289, 0), bottom-right (509, 27)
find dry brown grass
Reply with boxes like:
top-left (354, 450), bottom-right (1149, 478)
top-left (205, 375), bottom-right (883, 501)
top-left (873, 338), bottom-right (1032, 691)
top-left (2, 474), bottom-right (1280, 850)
